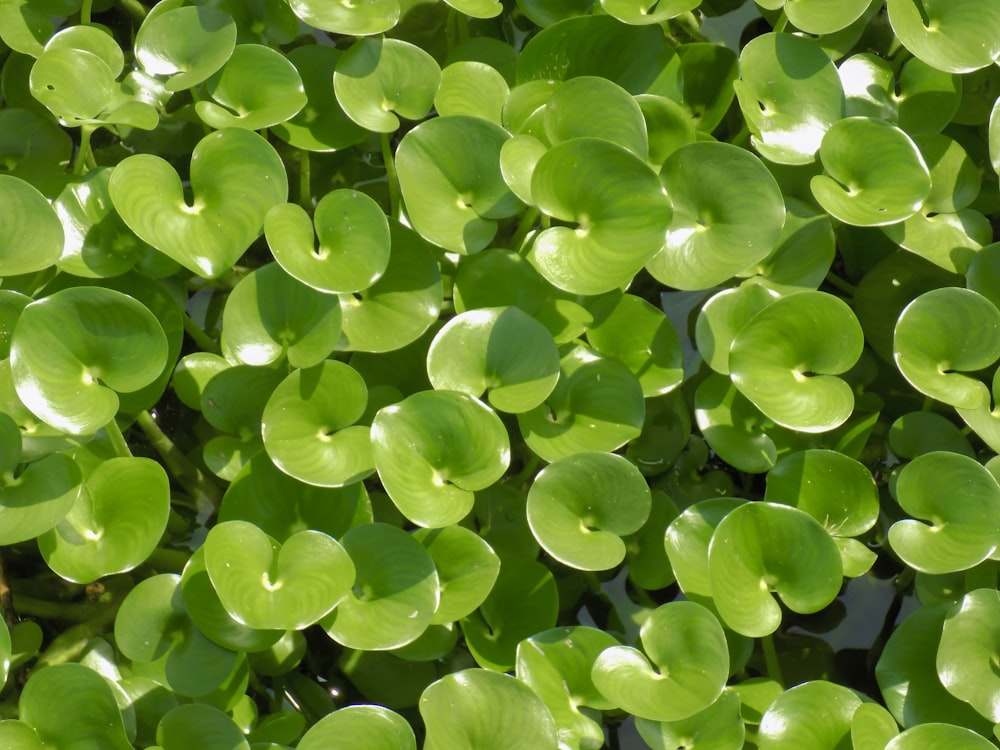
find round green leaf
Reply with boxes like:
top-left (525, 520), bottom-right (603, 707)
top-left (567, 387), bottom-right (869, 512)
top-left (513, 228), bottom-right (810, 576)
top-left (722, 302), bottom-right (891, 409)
top-left (648, 142), bottom-right (785, 290)
top-left (758, 680), bottom-right (862, 749)
top-left (811, 117), bottom-right (931, 226)
top-left (586, 293), bottom-right (683, 397)
top-left (851, 702), bottom-right (900, 750)
top-left (396, 115), bottom-right (521, 255)
top-left (882, 209), bottom-right (990, 275)
top-left (204, 520), bottom-right (354, 631)
top-left (592, 601), bottom-right (729, 721)
top-left (434, 61), bottom-right (509, 125)
top-left (937, 588), bottom-right (1000, 722)
top-left (287, 0), bottom-right (399, 35)
top-left (371, 390), bottom-right (509, 528)
top-left (636, 689), bottom-right (745, 750)
top-left (893, 287), bottom-right (1000, 410)
top-left (517, 344), bottom-right (645, 462)
top-left (426, 306), bottom-right (560, 413)
top-left (729, 291), bottom-right (864, 433)
top-left (261, 360), bottom-right (374, 488)
top-left (322, 523), bottom-right (439, 650)
top-left (0, 175), bottom-right (63, 276)
top-left (19, 664), bottom-right (131, 750)
top-left (0, 453), bottom-right (80, 546)
top-left (896, 57), bottom-right (962, 135)
top-left (221, 263), bottom-right (341, 369)
top-left (733, 33), bottom-right (844, 165)
top-left (412, 525), bottom-right (500, 624)
top-left (708, 501), bottom-right (843, 637)
top-left (453, 248), bottom-right (547, 314)
top-left (196, 43), bottom-right (306, 130)
top-left (499, 134), bottom-right (548, 205)
top-left (109, 128), bottom-right (288, 278)
top-left (886, 723), bottom-right (996, 750)
top-left (542, 75), bottom-right (647, 157)
top-left (696, 284), bottom-right (780, 376)
top-left (266, 189), bottom-right (390, 294)
top-left (134, 5), bottom-right (237, 91)
top-left (784, 0), bottom-right (871, 33)
top-left (421, 669), bottom-right (558, 750)
top-left (338, 219), bottom-right (442, 353)
top-left (527, 451), bottom-right (651, 571)
top-left (38, 456), bottom-right (169, 583)
top-left (740, 198), bottom-right (836, 291)
top-left (599, 0), bottom-right (696, 24)
top-left (334, 37), bottom-right (440, 133)
top-left (528, 138), bottom-right (672, 295)
top-left (887, 0), bottom-right (1000, 74)
top-left (157, 703), bottom-right (249, 750)
top-left (914, 133), bottom-right (981, 214)
top-left (10, 287), bottom-right (167, 435)
top-left (889, 452), bottom-right (1000, 574)
top-left (298, 705), bottom-right (415, 750)
top-left (890, 411), bottom-right (975, 459)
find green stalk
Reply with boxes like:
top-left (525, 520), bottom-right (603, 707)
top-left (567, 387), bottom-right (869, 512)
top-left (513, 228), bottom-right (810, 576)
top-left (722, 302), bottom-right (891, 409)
top-left (824, 271), bottom-right (856, 296)
top-left (299, 150), bottom-right (312, 209)
top-left (510, 207), bottom-right (540, 253)
top-left (135, 410), bottom-right (222, 508)
top-left (80, 0), bottom-right (93, 24)
top-left (380, 131), bottom-right (401, 220)
top-left (103, 417), bottom-right (133, 458)
top-left (762, 634), bottom-right (784, 686)
top-left (72, 125), bottom-right (96, 176)
top-left (183, 313), bottom-right (220, 353)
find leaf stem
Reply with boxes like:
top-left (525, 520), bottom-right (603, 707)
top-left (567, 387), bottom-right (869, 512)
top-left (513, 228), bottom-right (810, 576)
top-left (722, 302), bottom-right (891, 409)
top-left (72, 125), bottom-right (96, 176)
top-left (761, 633), bottom-right (784, 686)
top-left (299, 150), bottom-right (312, 209)
top-left (183, 312), bottom-right (219, 353)
top-left (380, 131), bottom-right (401, 220)
top-left (103, 417), bottom-right (133, 458)
top-left (824, 271), bottom-right (856, 297)
top-left (80, 0), bottom-right (93, 24)
top-left (509, 207), bottom-right (539, 253)
top-left (135, 410), bottom-right (222, 508)
top-left (145, 546), bottom-right (191, 573)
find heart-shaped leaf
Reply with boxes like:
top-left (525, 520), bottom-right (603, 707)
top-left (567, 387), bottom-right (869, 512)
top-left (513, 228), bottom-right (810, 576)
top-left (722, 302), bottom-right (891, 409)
top-left (708, 501), bottom-right (843, 637)
top-left (889, 452), bottom-right (1000, 574)
top-left (426, 306), bottom-right (560, 413)
top-left (297, 705), bottom-right (416, 750)
top-left (413, 525), bottom-right (500, 624)
top-left (10, 287), bottom-right (168, 435)
top-left (435, 61), bottom-right (509, 125)
top-left (204, 520), bottom-right (354, 631)
top-left (109, 128), bottom-right (287, 278)
top-left (134, 4), bottom-right (237, 91)
top-left (266, 189), bottom-right (390, 294)
top-left (0, 175), bottom-right (63, 277)
top-left (371, 390), bottom-right (509, 528)
top-left (886, 0), bottom-right (1000, 74)
top-left (696, 284), bottom-right (780, 376)
top-left (592, 601), bottom-right (729, 721)
top-left (527, 451), bottom-right (651, 571)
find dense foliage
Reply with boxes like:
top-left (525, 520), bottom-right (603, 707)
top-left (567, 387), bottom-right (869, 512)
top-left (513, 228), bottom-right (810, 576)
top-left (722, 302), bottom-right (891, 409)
top-left (2, 0), bottom-right (1000, 747)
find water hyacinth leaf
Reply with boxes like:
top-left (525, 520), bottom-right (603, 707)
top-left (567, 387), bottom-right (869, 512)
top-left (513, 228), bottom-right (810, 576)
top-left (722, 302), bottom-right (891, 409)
top-left (889, 452), bottom-right (1000, 574)
top-left (134, 5), bottom-right (237, 91)
top-left (696, 284), bottom-right (780, 376)
top-left (729, 291), bottom-right (864, 433)
top-left (195, 43), bottom-right (306, 130)
top-left (498, 135), bottom-right (548, 205)
top-left (840, 53), bottom-right (896, 121)
top-left (757, 680), bottom-right (862, 749)
top-left (412, 525), bottom-right (500, 624)
top-left (452, 249), bottom-right (547, 314)
top-left (204, 520), bottom-right (354, 631)
top-left (649, 142), bottom-right (785, 290)
top-left (529, 138), bottom-right (671, 295)
top-left (421, 669), bottom-right (558, 750)
top-left (10, 287), bottom-right (168, 435)
top-left (322, 523), bottom-right (439, 651)
top-left (627, 488), bottom-right (679, 588)
top-left (261, 360), bottom-right (373, 488)
top-left (338, 219), bottom-right (442, 352)
top-left (0, 175), bottom-right (63, 277)
top-left (882, 209), bottom-right (990, 275)
top-left (219, 453), bottom-right (371, 542)
top-left (635, 689), bottom-right (745, 750)
top-left (915, 133), bottom-right (981, 214)
top-left (0, 0), bottom-right (51, 56)
top-left (157, 703), bottom-right (249, 750)
top-left (426, 306), bottom-right (560, 413)
top-left (221, 263), bottom-right (341, 369)
top-left (371, 390), bottom-right (509, 528)
top-left (527, 452), bottom-right (651, 571)
top-left (202, 365), bottom-right (283, 438)
top-left (396, 115), bottom-right (521, 255)
top-left (542, 76), bottom-right (647, 158)
top-left (936, 588), bottom-right (1000, 722)
top-left (893, 287), bottom-right (1000, 410)
top-left (851, 702), bottom-right (900, 750)
top-left (333, 38), bottom-right (440, 133)
top-left (19, 663), bottom-right (131, 750)
top-left (811, 117), bottom-right (931, 226)
top-left (273, 46), bottom-right (367, 152)
top-left (599, 0), bottom-right (697, 25)
top-left (297, 705), bottom-right (415, 750)
top-left (896, 57), bottom-right (962, 135)
top-left (592, 601), bottom-right (729, 721)
top-left (886, 0), bottom-right (1000, 74)
top-left (636, 95), bottom-right (697, 166)
top-left (180, 547), bottom-right (283, 653)
top-left (0, 411), bottom-right (21, 473)
top-left (0, 452), bottom-right (79, 546)
top-left (733, 33), bottom-right (844, 165)
top-left (434, 61), bottom-right (509, 125)
top-left (110, 128), bottom-right (287, 278)
top-left (443, 0), bottom-right (502, 17)
top-left (516, 16), bottom-right (678, 96)
top-left (115, 574), bottom-right (239, 698)
top-left (886, 723), bottom-right (996, 750)
top-left (744, 198), bottom-right (835, 292)
top-left (460, 559), bottom-right (558, 671)
top-left (709, 502), bottom-right (843, 637)
top-left (764, 449), bottom-right (879, 538)
top-left (676, 43), bottom-right (738, 134)
top-left (288, 0), bottom-right (399, 35)
top-left (517, 345), bottom-right (645, 462)
top-left (38, 457), bottom-right (169, 583)
top-left (503, 79), bottom-right (559, 134)
top-left (784, 0), bottom-right (871, 34)
top-left (0, 108), bottom-right (72, 189)
top-left (889, 411), bottom-right (974, 459)
top-left (474, 483), bottom-right (539, 561)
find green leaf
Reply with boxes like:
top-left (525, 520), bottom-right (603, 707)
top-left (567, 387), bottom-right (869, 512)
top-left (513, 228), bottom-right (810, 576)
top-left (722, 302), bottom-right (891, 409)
top-left (0, 453), bottom-right (80, 545)
top-left (109, 128), bottom-right (287, 278)
top-left (134, 5), bottom-right (237, 91)
top-left (665, 497), bottom-right (747, 605)
top-left (157, 703), bottom-right (250, 750)
top-left (10, 287), bottom-right (168, 435)
top-left (542, 75), bottom-right (647, 157)
top-left (889, 452), bottom-right (1000, 574)
top-left (635, 689), bottom-right (745, 750)
top-left (412, 525), bottom-right (500, 624)
top-left (757, 680), bottom-right (862, 749)
top-left (0, 175), bottom-right (63, 276)
top-left (434, 61), bottom-right (509, 125)
top-left (887, 724), bottom-right (996, 749)
top-left (297, 705), bottom-right (415, 750)
top-left (527, 451), bottom-right (651, 571)
top-left (784, 0), bottom-right (871, 33)
top-left (371, 390), bottom-right (509, 528)
top-left (696, 284), bottom-right (780, 376)
top-left (936, 588), bottom-right (1000, 722)
top-left (287, 0), bottom-right (399, 35)
top-left (886, 0), bottom-right (1000, 74)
